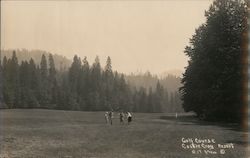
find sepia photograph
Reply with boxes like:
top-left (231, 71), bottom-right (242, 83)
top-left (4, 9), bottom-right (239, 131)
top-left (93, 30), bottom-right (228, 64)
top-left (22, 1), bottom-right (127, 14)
top-left (0, 0), bottom-right (249, 157)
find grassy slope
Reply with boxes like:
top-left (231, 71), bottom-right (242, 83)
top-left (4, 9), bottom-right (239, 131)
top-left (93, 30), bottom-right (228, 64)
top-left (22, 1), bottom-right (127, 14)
top-left (0, 109), bottom-right (247, 158)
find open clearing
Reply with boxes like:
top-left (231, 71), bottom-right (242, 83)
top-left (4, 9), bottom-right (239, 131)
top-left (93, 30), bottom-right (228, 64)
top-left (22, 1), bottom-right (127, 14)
top-left (0, 109), bottom-right (248, 158)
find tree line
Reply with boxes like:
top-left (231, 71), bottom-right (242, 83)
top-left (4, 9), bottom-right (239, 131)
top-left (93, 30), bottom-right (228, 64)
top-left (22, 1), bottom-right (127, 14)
top-left (125, 71), bottom-right (181, 93)
top-left (0, 51), bottom-right (182, 113)
top-left (180, 0), bottom-right (247, 122)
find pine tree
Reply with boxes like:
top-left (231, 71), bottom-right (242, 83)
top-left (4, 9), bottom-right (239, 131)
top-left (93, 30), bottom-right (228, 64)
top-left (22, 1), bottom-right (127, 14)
top-left (48, 54), bottom-right (57, 107)
top-left (89, 56), bottom-right (102, 110)
top-left (68, 55), bottom-right (82, 110)
top-left (104, 56), bottom-right (114, 110)
top-left (2, 56), bottom-right (8, 108)
top-left (3, 51), bottom-right (20, 108)
top-left (28, 59), bottom-right (40, 108)
top-left (39, 54), bottom-right (49, 107)
top-left (79, 56), bottom-right (90, 110)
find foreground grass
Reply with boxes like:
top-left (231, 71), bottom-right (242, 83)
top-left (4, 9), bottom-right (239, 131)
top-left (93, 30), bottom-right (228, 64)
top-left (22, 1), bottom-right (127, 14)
top-left (0, 109), bottom-right (247, 158)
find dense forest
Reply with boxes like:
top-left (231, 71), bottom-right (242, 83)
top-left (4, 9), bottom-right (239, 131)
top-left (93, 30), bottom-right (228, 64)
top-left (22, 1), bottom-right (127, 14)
top-left (0, 51), bottom-right (183, 113)
top-left (180, 0), bottom-right (248, 122)
top-left (1, 49), bottom-right (182, 92)
top-left (125, 72), bottom-right (181, 93)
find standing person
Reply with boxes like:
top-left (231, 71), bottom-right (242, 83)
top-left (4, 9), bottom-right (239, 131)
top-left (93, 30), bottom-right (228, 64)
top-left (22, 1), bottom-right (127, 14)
top-left (127, 112), bottom-right (132, 125)
top-left (108, 111), bottom-right (114, 125)
top-left (105, 112), bottom-right (109, 124)
top-left (119, 112), bottom-right (124, 124)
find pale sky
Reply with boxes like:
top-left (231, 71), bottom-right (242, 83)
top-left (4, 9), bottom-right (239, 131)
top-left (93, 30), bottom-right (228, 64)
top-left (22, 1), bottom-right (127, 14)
top-left (1, 0), bottom-right (213, 75)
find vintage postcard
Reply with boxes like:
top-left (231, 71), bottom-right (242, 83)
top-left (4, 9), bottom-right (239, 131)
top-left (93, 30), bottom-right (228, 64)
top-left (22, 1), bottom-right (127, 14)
top-left (0, 0), bottom-right (249, 157)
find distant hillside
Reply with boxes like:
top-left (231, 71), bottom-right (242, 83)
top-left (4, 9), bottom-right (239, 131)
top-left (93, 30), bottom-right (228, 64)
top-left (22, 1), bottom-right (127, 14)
top-left (125, 72), bottom-right (182, 93)
top-left (1, 49), bottom-right (71, 70)
top-left (160, 69), bottom-right (183, 78)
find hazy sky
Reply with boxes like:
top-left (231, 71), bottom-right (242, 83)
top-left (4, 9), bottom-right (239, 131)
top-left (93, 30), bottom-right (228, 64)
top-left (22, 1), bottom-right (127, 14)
top-left (1, 0), bottom-right (213, 75)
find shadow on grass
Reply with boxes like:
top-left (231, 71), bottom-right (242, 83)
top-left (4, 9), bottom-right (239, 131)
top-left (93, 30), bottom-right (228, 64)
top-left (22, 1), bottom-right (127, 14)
top-left (160, 114), bottom-right (242, 131)
top-left (159, 114), bottom-right (248, 146)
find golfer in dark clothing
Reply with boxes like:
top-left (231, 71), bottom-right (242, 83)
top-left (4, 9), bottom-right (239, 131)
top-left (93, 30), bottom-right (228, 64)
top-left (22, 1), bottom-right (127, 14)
top-left (127, 112), bottom-right (132, 124)
top-left (119, 112), bottom-right (124, 124)
top-left (108, 111), bottom-right (113, 125)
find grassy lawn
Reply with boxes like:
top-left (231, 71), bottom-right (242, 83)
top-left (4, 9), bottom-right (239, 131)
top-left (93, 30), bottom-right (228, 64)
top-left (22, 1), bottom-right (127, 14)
top-left (0, 109), bottom-right (248, 158)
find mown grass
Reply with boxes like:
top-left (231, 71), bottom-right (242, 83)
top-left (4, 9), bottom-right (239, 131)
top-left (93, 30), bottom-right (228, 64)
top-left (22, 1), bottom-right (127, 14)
top-left (0, 109), bottom-right (247, 158)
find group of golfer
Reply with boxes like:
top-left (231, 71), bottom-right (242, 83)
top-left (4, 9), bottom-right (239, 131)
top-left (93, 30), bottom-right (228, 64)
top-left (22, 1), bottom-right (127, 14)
top-left (105, 111), bottom-right (132, 125)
